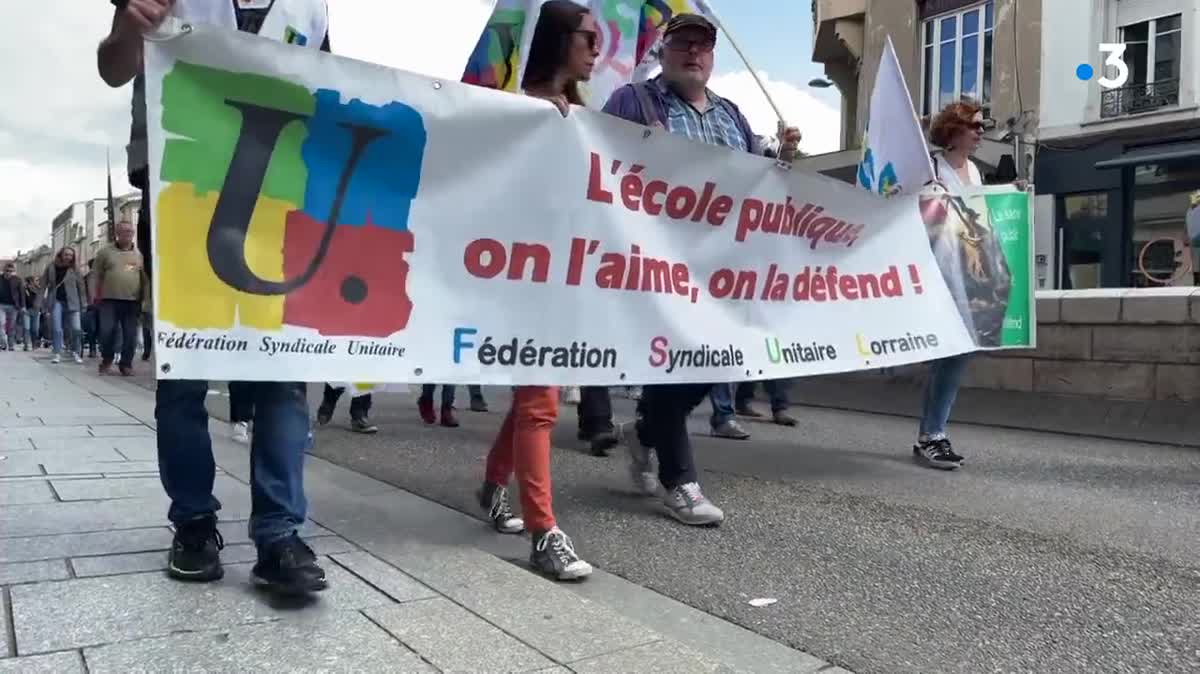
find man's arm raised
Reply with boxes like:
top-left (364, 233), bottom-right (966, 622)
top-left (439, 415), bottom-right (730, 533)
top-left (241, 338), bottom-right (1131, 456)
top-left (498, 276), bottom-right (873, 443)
top-left (98, 0), bottom-right (173, 87)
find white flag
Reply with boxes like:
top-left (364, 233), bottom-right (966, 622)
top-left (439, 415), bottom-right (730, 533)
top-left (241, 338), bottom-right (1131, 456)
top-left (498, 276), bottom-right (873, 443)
top-left (857, 35), bottom-right (935, 197)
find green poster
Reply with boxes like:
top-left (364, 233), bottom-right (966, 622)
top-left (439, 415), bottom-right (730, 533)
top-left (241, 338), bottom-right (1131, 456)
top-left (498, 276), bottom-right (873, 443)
top-left (970, 189), bottom-right (1035, 348)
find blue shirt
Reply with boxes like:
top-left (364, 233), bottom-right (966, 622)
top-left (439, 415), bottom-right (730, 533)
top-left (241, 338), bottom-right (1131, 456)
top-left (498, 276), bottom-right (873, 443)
top-left (652, 77), bottom-right (750, 152)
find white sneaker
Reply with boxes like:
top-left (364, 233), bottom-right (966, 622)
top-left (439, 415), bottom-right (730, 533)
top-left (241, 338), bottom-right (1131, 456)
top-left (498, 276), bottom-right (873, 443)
top-left (50, 354), bottom-right (61, 364)
top-left (72, 353), bottom-right (83, 364)
top-left (560, 386), bottom-right (581, 405)
top-left (663, 482), bottom-right (724, 526)
top-left (231, 421), bottom-right (251, 444)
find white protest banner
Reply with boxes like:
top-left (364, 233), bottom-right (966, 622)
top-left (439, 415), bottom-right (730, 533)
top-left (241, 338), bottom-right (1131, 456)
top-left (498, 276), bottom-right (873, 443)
top-left (145, 25), bottom-right (998, 385)
top-left (327, 0), bottom-right (498, 79)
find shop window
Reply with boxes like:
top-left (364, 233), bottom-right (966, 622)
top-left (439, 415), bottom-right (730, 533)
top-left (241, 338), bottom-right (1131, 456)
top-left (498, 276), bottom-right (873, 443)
top-left (1130, 160), bottom-right (1200, 286)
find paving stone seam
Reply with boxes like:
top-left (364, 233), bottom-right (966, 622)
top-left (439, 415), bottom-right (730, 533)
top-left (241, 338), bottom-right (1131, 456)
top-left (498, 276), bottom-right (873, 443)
top-left (355, 607), bottom-right (447, 673)
top-left (2, 587), bottom-right (14, 658)
top-left (0, 524), bottom-right (187, 541)
top-left (558, 637), bottom-right (666, 667)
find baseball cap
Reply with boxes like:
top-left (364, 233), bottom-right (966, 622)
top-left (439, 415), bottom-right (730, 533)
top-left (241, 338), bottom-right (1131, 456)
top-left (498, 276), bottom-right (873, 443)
top-left (663, 14), bottom-right (717, 41)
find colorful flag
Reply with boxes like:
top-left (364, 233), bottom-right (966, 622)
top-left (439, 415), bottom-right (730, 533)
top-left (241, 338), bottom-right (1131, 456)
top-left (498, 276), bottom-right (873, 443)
top-left (856, 35), bottom-right (935, 197)
top-left (463, 0), bottom-right (718, 107)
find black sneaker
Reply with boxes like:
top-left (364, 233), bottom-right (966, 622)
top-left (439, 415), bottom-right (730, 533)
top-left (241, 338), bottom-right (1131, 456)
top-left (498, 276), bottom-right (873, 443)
top-left (251, 533), bottom-right (327, 594)
top-left (913, 438), bottom-right (964, 470)
top-left (469, 397), bottom-right (489, 413)
top-left (478, 482), bottom-right (524, 534)
top-left (530, 527), bottom-right (592, 581)
top-left (587, 430), bottom-right (619, 457)
top-left (167, 516), bottom-right (224, 582)
top-left (316, 402), bottom-right (334, 426)
top-left (351, 417), bottom-right (378, 434)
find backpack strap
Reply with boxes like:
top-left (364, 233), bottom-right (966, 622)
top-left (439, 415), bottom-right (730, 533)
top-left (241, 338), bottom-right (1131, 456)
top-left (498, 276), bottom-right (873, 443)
top-left (633, 82), bottom-right (662, 128)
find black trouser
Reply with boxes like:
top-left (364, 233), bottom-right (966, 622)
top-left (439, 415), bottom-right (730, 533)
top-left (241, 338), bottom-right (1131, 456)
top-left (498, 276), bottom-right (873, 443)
top-left (322, 384), bottom-right (371, 420)
top-left (578, 386), bottom-right (614, 436)
top-left (142, 311), bottom-right (153, 357)
top-left (735, 380), bottom-right (791, 412)
top-left (99, 299), bottom-right (140, 369)
top-left (635, 383), bottom-right (710, 489)
top-left (229, 381), bottom-right (255, 423)
top-left (137, 180), bottom-right (152, 281)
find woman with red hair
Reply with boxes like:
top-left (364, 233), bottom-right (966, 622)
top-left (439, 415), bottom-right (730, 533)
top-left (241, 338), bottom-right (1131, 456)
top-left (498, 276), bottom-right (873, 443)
top-left (915, 100), bottom-right (1011, 470)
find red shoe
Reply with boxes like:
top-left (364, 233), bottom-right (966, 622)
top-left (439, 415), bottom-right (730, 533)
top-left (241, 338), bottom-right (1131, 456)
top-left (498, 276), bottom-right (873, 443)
top-left (119, 366), bottom-right (133, 377)
top-left (440, 406), bottom-right (460, 428)
top-left (417, 398), bottom-right (436, 424)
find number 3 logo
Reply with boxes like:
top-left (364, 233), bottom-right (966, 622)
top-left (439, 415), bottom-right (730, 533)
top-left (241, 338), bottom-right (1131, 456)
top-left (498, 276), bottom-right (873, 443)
top-left (1097, 43), bottom-right (1129, 89)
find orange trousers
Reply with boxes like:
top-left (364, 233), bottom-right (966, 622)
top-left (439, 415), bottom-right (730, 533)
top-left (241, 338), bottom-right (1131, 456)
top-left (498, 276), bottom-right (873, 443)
top-left (484, 386), bottom-right (559, 533)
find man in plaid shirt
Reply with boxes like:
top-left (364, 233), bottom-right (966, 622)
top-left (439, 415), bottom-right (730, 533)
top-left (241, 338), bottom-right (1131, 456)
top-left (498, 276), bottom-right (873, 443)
top-left (599, 13), bottom-right (802, 527)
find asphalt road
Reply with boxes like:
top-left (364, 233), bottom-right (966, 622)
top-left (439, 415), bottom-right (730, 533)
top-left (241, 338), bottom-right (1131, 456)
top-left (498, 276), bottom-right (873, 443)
top-left (134, 368), bottom-right (1200, 673)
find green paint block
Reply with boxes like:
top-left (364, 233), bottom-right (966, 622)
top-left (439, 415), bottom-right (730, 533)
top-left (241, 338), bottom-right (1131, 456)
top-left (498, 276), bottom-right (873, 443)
top-left (159, 61), bottom-right (314, 204)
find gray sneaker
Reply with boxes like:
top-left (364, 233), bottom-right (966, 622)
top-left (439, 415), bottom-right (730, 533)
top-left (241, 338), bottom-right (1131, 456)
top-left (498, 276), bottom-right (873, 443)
top-left (711, 419), bottom-right (751, 440)
top-left (477, 482), bottom-right (525, 534)
top-left (663, 482), bottom-right (724, 526)
top-left (530, 527), bottom-right (592, 581)
top-left (620, 421), bottom-right (658, 496)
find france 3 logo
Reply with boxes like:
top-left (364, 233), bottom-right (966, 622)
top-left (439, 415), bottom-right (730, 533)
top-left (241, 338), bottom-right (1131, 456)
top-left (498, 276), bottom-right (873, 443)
top-left (1074, 44), bottom-right (1130, 90)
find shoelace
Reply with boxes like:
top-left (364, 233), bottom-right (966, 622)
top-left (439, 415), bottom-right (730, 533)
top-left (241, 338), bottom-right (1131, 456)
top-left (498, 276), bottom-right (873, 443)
top-left (179, 525), bottom-right (224, 552)
top-left (536, 530), bottom-right (578, 565)
top-left (489, 488), bottom-right (513, 520)
top-left (678, 482), bottom-right (706, 505)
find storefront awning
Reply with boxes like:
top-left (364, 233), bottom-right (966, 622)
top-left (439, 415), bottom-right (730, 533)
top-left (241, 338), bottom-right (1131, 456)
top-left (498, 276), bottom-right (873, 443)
top-left (1094, 140), bottom-right (1200, 169)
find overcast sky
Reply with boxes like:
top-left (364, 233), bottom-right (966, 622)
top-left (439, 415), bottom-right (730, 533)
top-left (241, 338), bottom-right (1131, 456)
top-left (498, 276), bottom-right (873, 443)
top-left (0, 0), bottom-right (841, 258)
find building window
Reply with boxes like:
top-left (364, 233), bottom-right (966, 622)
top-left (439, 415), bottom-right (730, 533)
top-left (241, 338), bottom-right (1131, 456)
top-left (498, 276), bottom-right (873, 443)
top-left (1130, 160), bottom-right (1200, 287)
top-left (1101, 14), bottom-right (1182, 118)
top-left (921, 1), bottom-right (993, 116)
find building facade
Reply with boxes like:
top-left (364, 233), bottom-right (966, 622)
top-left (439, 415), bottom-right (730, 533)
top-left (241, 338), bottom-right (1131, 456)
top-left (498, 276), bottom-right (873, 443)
top-left (48, 193), bottom-right (141, 266)
top-left (1036, 0), bottom-right (1199, 290)
top-left (809, 0), bottom-right (1050, 284)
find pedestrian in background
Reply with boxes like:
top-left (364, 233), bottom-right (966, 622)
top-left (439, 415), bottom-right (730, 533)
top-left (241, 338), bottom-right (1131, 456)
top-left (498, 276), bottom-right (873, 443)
top-left (0, 263), bottom-right (26, 352)
top-left (93, 220), bottom-right (145, 376)
top-left (41, 247), bottom-right (87, 364)
top-left (23, 276), bottom-right (43, 350)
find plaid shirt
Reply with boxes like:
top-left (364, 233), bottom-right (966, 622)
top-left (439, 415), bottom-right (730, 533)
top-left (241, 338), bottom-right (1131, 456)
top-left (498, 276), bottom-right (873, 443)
top-left (652, 78), bottom-right (749, 153)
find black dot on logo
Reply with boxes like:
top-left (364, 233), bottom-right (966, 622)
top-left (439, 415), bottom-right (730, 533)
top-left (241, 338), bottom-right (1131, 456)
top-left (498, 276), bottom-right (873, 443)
top-left (340, 275), bottom-right (368, 304)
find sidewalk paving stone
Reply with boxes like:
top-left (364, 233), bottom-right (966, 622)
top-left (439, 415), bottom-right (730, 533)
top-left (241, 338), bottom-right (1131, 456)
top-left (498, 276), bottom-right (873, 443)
top-left (38, 460), bottom-right (160, 476)
top-left (0, 494), bottom-right (251, 539)
top-left (366, 597), bottom-right (556, 672)
top-left (87, 425), bottom-right (155, 438)
top-left (0, 481), bottom-right (55, 505)
top-left (0, 560), bottom-right (70, 586)
top-left (567, 639), bottom-right (732, 673)
top-left (82, 611), bottom-right (431, 673)
top-left (0, 447), bottom-right (127, 477)
top-left (329, 551), bottom-right (439, 603)
top-left (10, 563), bottom-right (396, 654)
top-left (0, 528), bottom-right (174, 565)
top-left (26, 437), bottom-right (153, 452)
top-left (439, 572), bottom-right (662, 664)
top-left (0, 651), bottom-right (86, 674)
top-left (50, 475), bottom-right (240, 502)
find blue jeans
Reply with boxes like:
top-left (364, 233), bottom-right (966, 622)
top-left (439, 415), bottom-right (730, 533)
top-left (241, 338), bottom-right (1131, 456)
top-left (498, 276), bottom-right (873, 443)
top-left (23, 308), bottom-right (40, 345)
top-left (157, 379), bottom-right (310, 546)
top-left (51, 301), bottom-right (82, 356)
top-left (709, 383), bottom-right (736, 427)
top-left (419, 384), bottom-right (457, 407)
top-left (736, 380), bottom-right (790, 412)
top-left (0, 304), bottom-right (22, 349)
top-left (919, 355), bottom-right (971, 439)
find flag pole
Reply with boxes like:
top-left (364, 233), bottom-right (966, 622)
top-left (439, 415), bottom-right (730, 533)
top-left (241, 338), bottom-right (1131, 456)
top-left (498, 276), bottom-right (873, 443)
top-left (106, 149), bottom-right (117, 243)
top-left (702, 6), bottom-right (786, 126)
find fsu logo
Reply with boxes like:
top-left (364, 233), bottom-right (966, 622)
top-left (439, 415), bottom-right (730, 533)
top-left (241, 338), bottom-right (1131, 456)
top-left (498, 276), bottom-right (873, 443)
top-left (155, 62), bottom-right (426, 337)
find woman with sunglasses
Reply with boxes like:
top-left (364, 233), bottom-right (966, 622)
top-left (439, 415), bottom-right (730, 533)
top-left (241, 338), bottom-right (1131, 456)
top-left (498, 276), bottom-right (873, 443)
top-left (915, 99), bottom-right (1020, 470)
top-left (475, 0), bottom-right (599, 581)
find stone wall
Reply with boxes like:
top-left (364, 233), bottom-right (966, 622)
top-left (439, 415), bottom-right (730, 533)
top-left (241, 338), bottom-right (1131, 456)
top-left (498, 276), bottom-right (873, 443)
top-left (788, 289), bottom-right (1200, 446)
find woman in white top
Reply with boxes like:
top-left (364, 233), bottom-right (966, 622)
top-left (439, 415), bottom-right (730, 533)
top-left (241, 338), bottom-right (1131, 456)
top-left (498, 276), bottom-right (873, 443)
top-left (915, 100), bottom-right (995, 470)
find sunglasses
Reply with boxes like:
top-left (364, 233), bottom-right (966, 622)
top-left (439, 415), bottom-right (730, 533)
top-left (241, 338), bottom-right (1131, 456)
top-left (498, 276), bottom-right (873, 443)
top-left (574, 30), bottom-right (598, 50)
top-left (665, 37), bottom-right (715, 53)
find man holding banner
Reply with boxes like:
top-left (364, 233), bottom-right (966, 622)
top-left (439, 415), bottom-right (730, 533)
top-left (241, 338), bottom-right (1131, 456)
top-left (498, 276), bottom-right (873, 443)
top-left (602, 13), bottom-right (801, 526)
top-left (98, 0), bottom-right (330, 595)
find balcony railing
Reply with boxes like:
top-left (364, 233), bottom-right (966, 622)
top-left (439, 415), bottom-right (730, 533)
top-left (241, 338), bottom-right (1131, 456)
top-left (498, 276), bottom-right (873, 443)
top-left (1100, 78), bottom-right (1181, 118)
